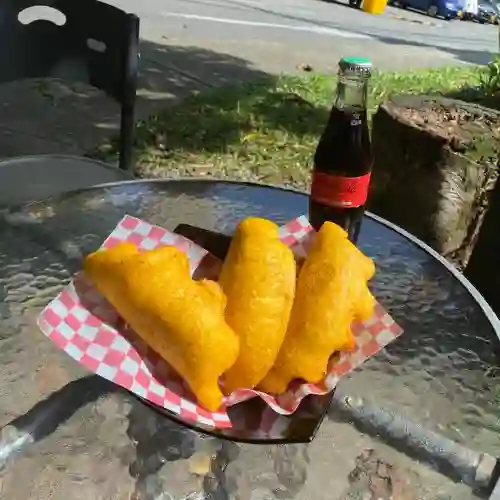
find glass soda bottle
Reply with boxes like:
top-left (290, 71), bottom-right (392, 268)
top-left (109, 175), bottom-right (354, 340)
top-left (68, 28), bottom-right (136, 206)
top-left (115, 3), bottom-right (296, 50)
top-left (309, 56), bottom-right (373, 244)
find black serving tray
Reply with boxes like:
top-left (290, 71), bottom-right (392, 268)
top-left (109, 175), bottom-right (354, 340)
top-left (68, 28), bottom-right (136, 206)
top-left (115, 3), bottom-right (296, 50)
top-left (139, 224), bottom-right (334, 444)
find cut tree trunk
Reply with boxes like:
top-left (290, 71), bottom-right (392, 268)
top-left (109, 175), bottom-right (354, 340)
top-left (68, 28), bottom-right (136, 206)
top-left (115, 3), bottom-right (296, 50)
top-left (464, 178), bottom-right (500, 313)
top-left (368, 94), bottom-right (500, 270)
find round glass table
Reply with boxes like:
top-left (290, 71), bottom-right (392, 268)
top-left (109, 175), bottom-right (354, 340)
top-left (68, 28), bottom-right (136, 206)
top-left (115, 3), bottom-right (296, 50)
top-left (0, 179), bottom-right (499, 500)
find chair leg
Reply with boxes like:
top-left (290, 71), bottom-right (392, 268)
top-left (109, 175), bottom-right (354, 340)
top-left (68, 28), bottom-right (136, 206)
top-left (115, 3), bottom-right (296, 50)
top-left (120, 15), bottom-right (140, 173)
top-left (119, 99), bottom-right (135, 172)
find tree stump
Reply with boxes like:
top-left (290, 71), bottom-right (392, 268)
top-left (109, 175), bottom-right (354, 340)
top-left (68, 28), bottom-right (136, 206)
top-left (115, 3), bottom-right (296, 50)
top-left (369, 95), bottom-right (500, 270)
top-left (464, 179), bottom-right (500, 313)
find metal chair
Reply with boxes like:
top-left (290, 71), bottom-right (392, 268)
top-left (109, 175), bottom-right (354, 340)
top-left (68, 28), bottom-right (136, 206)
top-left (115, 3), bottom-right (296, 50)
top-left (0, 0), bottom-right (140, 204)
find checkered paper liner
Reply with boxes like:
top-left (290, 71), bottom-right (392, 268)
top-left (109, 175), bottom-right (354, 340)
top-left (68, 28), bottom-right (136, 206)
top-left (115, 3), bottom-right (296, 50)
top-left (37, 215), bottom-right (403, 430)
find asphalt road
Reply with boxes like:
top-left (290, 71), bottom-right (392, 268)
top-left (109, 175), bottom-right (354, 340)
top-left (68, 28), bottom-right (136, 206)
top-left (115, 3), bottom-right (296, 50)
top-left (105, 0), bottom-right (499, 74)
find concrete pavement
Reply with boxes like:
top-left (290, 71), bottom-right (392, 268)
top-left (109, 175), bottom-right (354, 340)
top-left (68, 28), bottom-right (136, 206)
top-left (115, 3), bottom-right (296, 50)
top-left (115, 0), bottom-right (499, 69)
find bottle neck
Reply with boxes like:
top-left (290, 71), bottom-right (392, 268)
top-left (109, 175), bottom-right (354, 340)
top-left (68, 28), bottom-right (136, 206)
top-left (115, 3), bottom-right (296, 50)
top-left (334, 73), bottom-right (369, 111)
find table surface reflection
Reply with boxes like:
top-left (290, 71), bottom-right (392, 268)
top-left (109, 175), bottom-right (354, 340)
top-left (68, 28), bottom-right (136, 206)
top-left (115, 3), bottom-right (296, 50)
top-left (0, 179), bottom-right (498, 500)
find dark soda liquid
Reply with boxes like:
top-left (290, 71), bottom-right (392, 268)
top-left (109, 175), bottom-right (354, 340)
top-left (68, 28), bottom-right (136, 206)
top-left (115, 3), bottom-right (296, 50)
top-left (309, 105), bottom-right (372, 243)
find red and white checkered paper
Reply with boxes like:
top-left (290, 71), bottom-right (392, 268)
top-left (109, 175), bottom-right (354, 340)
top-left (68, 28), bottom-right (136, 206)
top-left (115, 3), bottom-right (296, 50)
top-left (37, 215), bottom-right (403, 429)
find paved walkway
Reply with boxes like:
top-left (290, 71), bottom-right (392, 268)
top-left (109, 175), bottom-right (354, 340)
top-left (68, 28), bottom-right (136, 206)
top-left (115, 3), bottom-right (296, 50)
top-left (0, 39), bottom-right (271, 162)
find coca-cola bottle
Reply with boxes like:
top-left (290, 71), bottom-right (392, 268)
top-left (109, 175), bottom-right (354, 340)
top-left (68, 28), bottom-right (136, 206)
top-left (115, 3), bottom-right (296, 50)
top-left (309, 56), bottom-right (373, 244)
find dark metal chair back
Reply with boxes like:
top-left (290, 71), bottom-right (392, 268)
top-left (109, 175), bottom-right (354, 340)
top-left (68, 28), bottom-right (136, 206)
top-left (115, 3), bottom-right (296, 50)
top-left (0, 0), bottom-right (140, 171)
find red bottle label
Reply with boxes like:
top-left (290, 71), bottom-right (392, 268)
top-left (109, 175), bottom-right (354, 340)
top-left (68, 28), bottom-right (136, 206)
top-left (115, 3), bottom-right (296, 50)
top-left (310, 171), bottom-right (371, 208)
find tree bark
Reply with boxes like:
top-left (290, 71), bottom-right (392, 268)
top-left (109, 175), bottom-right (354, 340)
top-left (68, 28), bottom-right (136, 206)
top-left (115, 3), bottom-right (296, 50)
top-left (368, 94), bottom-right (500, 270)
top-left (464, 178), bottom-right (500, 313)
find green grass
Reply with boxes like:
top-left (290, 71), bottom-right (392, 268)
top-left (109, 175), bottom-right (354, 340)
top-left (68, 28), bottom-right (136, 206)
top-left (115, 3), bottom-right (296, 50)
top-left (94, 65), bottom-right (485, 187)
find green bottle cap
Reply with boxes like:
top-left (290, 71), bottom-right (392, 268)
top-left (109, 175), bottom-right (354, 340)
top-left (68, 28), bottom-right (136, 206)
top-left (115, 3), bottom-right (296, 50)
top-left (339, 57), bottom-right (372, 78)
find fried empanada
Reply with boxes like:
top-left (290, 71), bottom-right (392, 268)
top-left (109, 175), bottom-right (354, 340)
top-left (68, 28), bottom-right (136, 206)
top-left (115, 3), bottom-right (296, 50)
top-left (219, 217), bottom-right (296, 393)
top-left (84, 242), bottom-right (239, 411)
top-left (258, 222), bottom-right (375, 394)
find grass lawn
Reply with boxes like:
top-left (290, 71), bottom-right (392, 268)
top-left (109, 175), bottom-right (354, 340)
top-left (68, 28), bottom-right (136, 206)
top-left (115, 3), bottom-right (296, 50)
top-left (95, 65), bottom-right (485, 189)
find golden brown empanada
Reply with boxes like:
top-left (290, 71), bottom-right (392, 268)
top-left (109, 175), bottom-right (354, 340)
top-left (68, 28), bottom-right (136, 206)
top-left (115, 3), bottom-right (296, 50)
top-left (219, 217), bottom-right (296, 393)
top-left (259, 222), bottom-right (375, 394)
top-left (84, 242), bottom-right (239, 411)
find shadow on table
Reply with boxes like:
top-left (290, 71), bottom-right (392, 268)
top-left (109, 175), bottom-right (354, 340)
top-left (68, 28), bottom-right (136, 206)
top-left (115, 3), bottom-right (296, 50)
top-left (0, 373), bottom-right (234, 498)
top-left (126, 402), bottom-right (310, 499)
top-left (0, 375), bottom-right (213, 494)
top-left (1, 370), bottom-right (308, 498)
top-left (125, 402), bottom-right (244, 499)
top-left (3, 375), bottom-right (118, 445)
